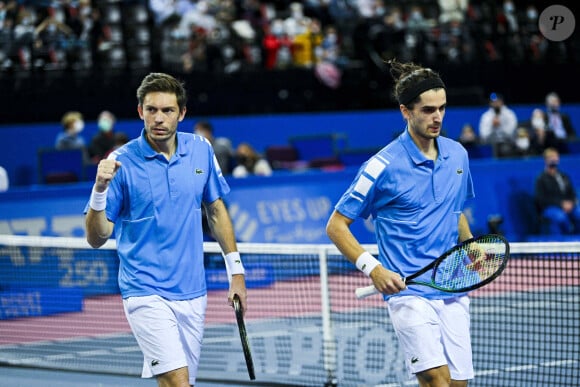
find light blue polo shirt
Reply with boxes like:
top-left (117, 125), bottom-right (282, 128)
top-left (88, 130), bottom-right (229, 300)
top-left (335, 128), bottom-right (474, 300)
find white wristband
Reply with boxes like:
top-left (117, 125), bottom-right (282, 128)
top-left (224, 252), bottom-right (245, 276)
top-left (89, 186), bottom-right (108, 211)
top-left (356, 252), bottom-right (381, 277)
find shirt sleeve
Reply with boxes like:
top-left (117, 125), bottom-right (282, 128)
top-left (335, 157), bottom-right (386, 220)
top-left (203, 144), bottom-right (231, 203)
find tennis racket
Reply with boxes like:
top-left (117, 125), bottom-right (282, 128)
top-left (355, 234), bottom-right (510, 299)
top-left (233, 294), bottom-right (255, 380)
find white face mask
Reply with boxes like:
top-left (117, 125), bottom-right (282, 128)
top-left (532, 117), bottom-right (545, 130)
top-left (73, 120), bottom-right (84, 133)
top-left (516, 138), bottom-right (530, 150)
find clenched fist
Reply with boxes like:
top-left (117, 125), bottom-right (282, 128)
top-left (95, 159), bottom-right (122, 192)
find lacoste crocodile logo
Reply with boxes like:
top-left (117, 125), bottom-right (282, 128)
top-left (195, 168), bottom-right (204, 174)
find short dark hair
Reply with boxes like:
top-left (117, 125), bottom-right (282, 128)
top-left (136, 73), bottom-right (188, 113)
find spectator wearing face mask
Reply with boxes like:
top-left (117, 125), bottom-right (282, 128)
top-left (232, 142), bottom-right (272, 178)
top-left (512, 126), bottom-right (537, 157)
top-left (518, 108), bottom-right (548, 155)
top-left (534, 147), bottom-right (580, 235)
top-left (88, 110), bottom-right (118, 163)
top-left (544, 92), bottom-right (576, 153)
top-left (478, 92), bottom-right (518, 157)
top-left (55, 110), bottom-right (87, 150)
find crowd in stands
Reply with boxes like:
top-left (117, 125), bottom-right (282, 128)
top-left (45, 88), bottom-right (577, 182)
top-left (194, 120), bottom-right (272, 177)
top-left (459, 91), bottom-right (577, 159)
top-left (0, 0), bottom-right (577, 75)
top-left (188, 89), bottom-right (577, 179)
top-left (50, 108), bottom-right (127, 184)
top-left (2, 1), bottom-right (578, 238)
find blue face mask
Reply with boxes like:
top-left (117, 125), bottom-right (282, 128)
top-left (548, 161), bottom-right (559, 169)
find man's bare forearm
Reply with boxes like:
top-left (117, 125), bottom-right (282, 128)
top-left (86, 209), bottom-right (113, 248)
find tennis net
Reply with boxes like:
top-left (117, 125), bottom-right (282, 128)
top-left (0, 235), bottom-right (578, 386)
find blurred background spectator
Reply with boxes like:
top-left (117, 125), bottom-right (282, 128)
top-left (96, 131), bottom-right (129, 162)
top-left (520, 108), bottom-right (548, 155)
top-left (458, 122), bottom-right (479, 148)
top-left (544, 92), bottom-right (576, 153)
top-left (512, 125), bottom-right (536, 158)
top-left (534, 147), bottom-right (580, 235)
top-left (55, 111), bottom-right (86, 150)
top-left (88, 110), bottom-right (117, 163)
top-left (232, 142), bottom-right (272, 178)
top-left (478, 92), bottom-right (518, 158)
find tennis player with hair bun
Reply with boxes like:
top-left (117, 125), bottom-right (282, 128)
top-left (327, 59), bottom-right (476, 386)
top-left (85, 72), bottom-right (247, 387)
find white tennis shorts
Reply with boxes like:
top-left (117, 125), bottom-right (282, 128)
top-left (387, 295), bottom-right (474, 381)
top-left (123, 294), bottom-right (207, 385)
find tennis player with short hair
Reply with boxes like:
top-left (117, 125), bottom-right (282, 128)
top-left (327, 60), bottom-right (475, 387)
top-left (85, 72), bottom-right (247, 387)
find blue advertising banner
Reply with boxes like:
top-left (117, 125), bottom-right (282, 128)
top-left (225, 169), bottom-right (376, 244)
top-left (0, 244), bottom-right (120, 297)
top-left (0, 287), bottom-right (83, 320)
top-left (1, 157), bottom-right (579, 245)
top-left (0, 184), bottom-right (91, 237)
top-left (0, 168), bottom-right (377, 243)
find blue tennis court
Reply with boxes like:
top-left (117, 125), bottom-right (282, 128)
top-left (1, 286), bottom-right (578, 386)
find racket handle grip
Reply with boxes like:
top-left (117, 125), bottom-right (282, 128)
top-left (355, 285), bottom-right (379, 299)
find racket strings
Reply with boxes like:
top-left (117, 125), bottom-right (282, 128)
top-left (435, 237), bottom-right (507, 291)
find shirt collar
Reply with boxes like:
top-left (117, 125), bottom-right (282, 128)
top-left (138, 129), bottom-right (188, 159)
top-left (400, 127), bottom-right (449, 165)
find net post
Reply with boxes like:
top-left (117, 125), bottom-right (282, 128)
top-left (318, 245), bottom-right (338, 387)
